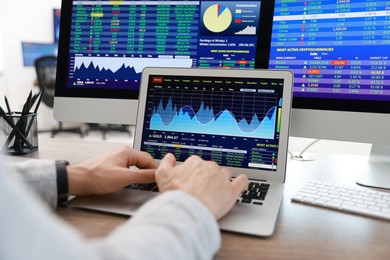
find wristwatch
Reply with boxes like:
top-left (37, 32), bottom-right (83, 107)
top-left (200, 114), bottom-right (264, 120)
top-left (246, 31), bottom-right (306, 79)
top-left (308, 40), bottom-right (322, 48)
top-left (55, 160), bottom-right (70, 205)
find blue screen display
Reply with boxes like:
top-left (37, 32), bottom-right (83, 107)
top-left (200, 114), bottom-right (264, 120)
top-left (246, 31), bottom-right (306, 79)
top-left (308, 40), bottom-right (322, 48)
top-left (139, 74), bottom-right (285, 171)
top-left (22, 42), bottom-right (58, 67)
top-left (53, 9), bottom-right (61, 43)
top-left (66, 0), bottom-right (263, 90)
top-left (269, 0), bottom-right (390, 101)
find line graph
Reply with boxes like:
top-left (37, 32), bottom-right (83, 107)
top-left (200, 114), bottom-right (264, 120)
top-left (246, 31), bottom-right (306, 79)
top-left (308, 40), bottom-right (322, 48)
top-left (73, 56), bottom-right (193, 80)
top-left (149, 89), bottom-right (278, 139)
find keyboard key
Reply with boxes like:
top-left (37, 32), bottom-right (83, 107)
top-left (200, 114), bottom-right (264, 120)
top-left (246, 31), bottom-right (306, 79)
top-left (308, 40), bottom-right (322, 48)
top-left (239, 181), bottom-right (270, 205)
top-left (128, 182), bottom-right (159, 192)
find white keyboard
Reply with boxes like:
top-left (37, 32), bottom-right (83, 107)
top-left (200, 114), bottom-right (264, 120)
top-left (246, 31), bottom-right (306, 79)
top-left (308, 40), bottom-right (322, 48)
top-left (291, 181), bottom-right (390, 221)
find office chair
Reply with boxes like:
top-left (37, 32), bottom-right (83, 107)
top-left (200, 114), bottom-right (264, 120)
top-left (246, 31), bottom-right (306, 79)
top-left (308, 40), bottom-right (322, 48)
top-left (34, 56), bottom-right (84, 138)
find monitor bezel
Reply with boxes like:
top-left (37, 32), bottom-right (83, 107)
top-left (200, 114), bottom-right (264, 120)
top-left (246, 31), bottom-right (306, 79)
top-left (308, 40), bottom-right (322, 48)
top-left (134, 67), bottom-right (294, 182)
top-left (292, 97), bottom-right (390, 114)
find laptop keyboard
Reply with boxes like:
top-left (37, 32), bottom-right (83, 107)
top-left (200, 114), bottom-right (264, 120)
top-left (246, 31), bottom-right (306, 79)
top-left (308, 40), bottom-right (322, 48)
top-left (238, 181), bottom-right (270, 205)
top-left (128, 181), bottom-right (269, 206)
top-left (127, 183), bottom-right (159, 192)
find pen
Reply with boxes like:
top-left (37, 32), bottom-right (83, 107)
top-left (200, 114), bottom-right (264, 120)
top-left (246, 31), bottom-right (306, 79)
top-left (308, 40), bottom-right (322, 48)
top-left (33, 88), bottom-right (46, 113)
top-left (4, 96), bottom-right (11, 114)
top-left (23, 89), bottom-right (46, 141)
top-left (22, 90), bottom-right (33, 115)
top-left (7, 91), bottom-right (33, 151)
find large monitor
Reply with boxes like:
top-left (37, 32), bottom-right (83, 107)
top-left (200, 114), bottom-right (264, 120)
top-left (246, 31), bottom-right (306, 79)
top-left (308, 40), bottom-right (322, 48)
top-left (269, 1), bottom-right (390, 189)
top-left (54, 0), bottom-right (274, 125)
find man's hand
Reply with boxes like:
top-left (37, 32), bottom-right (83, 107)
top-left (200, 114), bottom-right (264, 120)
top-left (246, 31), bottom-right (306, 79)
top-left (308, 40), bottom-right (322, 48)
top-left (67, 146), bottom-right (158, 196)
top-left (156, 153), bottom-right (248, 220)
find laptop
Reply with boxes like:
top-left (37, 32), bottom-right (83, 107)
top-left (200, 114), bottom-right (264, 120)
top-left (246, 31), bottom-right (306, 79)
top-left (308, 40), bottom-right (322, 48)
top-left (68, 67), bottom-right (293, 237)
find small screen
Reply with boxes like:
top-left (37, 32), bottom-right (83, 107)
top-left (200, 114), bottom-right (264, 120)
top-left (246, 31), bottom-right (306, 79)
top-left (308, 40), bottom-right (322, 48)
top-left (53, 9), bottom-right (61, 43)
top-left (269, 0), bottom-right (390, 102)
top-left (139, 74), bottom-right (285, 171)
top-left (21, 42), bottom-right (58, 67)
top-left (57, 0), bottom-right (272, 99)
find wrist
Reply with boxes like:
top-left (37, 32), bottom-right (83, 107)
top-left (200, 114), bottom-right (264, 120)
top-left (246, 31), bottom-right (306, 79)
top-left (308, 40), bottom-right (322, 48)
top-left (67, 164), bottom-right (89, 196)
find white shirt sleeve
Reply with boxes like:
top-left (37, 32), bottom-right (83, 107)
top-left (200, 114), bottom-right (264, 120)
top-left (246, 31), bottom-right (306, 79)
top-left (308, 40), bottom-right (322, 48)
top-left (0, 157), bottom-right (221, 260)
top-left (6, 159), bottom-right (58, 209)
top-left (90, 190), bottom-right (221, 260)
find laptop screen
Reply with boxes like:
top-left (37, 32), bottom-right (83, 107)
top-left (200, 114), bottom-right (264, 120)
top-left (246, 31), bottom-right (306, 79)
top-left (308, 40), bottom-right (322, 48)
top-left (139, 73), bottom-right (286, 172)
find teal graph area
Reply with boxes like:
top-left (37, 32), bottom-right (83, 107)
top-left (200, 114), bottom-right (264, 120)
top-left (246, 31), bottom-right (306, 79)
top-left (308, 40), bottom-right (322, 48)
top-left (150, 97), bottom-right (276, 139)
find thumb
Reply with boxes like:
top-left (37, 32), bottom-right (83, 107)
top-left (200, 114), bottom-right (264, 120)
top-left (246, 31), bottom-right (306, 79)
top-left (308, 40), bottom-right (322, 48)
top-left (156, 153), bottom-right (176, 176)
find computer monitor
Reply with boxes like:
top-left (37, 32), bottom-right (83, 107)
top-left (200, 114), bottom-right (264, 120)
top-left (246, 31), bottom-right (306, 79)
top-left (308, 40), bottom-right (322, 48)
top-left (21, 42), bottom-right (58, 67)
top-left (54, 0), bottom-right (275, 125)
top-left (53, 9), bottom-right (61, 43)
top-left (268, 1), bottom-right (390, 190)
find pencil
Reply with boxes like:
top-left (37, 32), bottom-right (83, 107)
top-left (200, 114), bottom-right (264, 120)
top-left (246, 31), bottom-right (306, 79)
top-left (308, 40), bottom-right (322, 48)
top-left (4, 96), bottom-right (11, 114)
top-left (34, 87), bottom-right (46, 113)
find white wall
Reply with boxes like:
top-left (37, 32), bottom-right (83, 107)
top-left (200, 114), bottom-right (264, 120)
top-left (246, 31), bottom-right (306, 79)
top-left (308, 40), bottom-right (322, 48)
top-left (0, 0), bottom-right (61, 130)
top-left (0, 21), bottom-right (6, 99)
top-left (0, 22), bottom-right (4, 75)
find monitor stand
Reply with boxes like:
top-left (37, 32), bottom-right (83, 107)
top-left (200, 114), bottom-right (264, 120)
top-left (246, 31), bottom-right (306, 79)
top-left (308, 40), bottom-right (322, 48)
top-left (356, 144), bottom-right (390, 191)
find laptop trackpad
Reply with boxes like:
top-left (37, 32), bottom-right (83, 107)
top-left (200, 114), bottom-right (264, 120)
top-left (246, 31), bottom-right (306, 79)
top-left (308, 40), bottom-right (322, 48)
top-left (68, 189), bottom-right (158, 216)
top-left (129, 194), bottom-right (157, 211)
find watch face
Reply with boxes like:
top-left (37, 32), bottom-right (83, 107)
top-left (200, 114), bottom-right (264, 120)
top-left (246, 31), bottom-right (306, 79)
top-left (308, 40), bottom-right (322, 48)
top-left (56, 160), bottom-right (70, 166)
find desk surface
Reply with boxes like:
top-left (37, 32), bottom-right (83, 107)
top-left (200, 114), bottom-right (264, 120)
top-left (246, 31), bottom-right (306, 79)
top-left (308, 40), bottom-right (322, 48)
top-left (22, 137), bottom-right (390, 259)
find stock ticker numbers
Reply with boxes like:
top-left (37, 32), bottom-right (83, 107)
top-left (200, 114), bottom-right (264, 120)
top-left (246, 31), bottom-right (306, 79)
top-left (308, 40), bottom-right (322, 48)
top-left (269, 0), bottom-right (390, 101)
top-left (72, 3), bottom-right (198, 56)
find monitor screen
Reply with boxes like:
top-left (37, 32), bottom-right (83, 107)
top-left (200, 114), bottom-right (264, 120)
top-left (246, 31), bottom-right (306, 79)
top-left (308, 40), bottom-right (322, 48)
top-left (269, 0), bottom-right (390, 112)
top-left (54, 0), bottom-right (275, 125)
top-left (21, 42), bottom-right (58, 67)
top-left (53, 9), bottom-right (61, 43)
top-left (268, 0), bottom-right (390, 190)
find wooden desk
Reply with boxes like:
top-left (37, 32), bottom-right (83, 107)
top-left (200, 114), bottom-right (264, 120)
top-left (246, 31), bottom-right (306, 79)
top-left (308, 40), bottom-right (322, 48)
top-left (22, 137), bottom-right (390, 259)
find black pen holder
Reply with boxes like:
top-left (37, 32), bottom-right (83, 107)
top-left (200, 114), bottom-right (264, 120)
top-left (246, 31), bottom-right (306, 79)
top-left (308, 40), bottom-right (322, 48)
top-left (0, 112), bottom-right (38, 155)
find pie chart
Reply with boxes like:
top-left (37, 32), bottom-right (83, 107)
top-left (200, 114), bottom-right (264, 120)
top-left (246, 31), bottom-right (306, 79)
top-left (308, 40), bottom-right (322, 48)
top-left (203, 4), bottom-right (232, 33)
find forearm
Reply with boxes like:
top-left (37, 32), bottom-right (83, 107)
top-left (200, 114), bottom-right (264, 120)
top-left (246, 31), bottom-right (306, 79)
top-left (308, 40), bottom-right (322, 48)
top-left (90, 191), bottom-right (221, 260)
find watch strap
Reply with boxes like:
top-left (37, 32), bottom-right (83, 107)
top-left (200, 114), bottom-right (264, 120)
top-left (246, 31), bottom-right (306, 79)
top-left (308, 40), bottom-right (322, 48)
top-left (56, 160), bottom-right (69, 205)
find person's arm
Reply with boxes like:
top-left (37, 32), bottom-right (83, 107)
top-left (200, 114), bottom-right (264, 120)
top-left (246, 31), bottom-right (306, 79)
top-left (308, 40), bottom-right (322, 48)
top-left (8, 159), bottom-right (58, 208)
top-left (0, 157), bottom-right (99, 260)
top-left (90, 191), bottom-right (221, 260)
top-left (6, 145), bottom-right (158, 209)
top-left (0, 156), bottom-right (229, 260)
top-left (1, 149), bottom-right (247, 259)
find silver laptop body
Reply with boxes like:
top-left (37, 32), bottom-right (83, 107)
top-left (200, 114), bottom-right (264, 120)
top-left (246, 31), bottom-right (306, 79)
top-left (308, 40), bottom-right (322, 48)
top-left (68, 67), bottom-right (293, 237)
